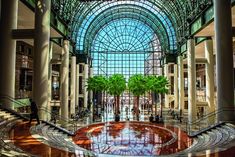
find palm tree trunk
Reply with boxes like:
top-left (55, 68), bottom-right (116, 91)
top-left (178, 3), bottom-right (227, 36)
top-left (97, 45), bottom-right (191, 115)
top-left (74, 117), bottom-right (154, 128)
top-left (152, 93), bottom-right (155, 115)
top-left (160, 93), bottom-right (163, 117)
top-left (149, 91), bottom-right (152, 114)
top-left (155, 93), bottom-right (158, 116)
top-left (117, 95), bottom-right (120, 114)
top-left (102, 92), bottom-right (105, 111)
top-left (114, 96), bottom-right (117, 114)
top-left (136, 96), bottom-right (140, 120)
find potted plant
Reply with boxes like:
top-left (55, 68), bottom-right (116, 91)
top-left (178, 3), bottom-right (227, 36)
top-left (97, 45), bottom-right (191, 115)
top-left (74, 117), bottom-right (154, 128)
top-left (156, 75), bottom-right (169, 119)
top-left (128, 74), bottom-right (147, 121)
top-left (107, 74), bottom-right (126, 121)
top-left (86, 75), bottom-right (108, 117)
top-left (145, 75), bottom-right (156, 114)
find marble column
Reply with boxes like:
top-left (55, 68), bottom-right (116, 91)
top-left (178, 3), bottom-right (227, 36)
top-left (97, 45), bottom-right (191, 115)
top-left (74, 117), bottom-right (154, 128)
top-left (90, 68), bottom-right (94, 114)
top-left (164, 64), bottom-right (169, 108)
top-left (0, 0), bottom-right (18, 109)
top-left (90, 68), bottom-right (94, 104)
top-left (0, 1), bottom-right (1, 18)
top-left (47, 42), bottom-right (53, 121)
top-left (60, 40), bottom-right (69, 121)
top-left (76, 64), bottom-right (80, 112)
top-left (33, 0), bottom-right (51, 120)
top-left (214, 0), bottom-right (235, 121)
top-left (84, 64), bottom-right (89, 108)
top-left (205, 39), bottom-right (215, 116)
top-left (70, 56), bottom-right (76, 116)
top-left (174, 64), bottom-right (179, 109)
top-left (187, 39), bottom-right (197, 123)
top-left (178, 56), bottom-right (185, 112)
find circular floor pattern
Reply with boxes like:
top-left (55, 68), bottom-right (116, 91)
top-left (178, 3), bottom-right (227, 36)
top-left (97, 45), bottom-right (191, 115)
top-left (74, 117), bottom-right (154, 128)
top-left (73, 121), bottom-right (192, 156)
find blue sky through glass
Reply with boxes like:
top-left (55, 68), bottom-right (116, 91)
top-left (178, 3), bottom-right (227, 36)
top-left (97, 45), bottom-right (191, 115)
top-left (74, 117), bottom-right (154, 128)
top-left (91, 18), bottom-right (161, 80)
top-left (75, 0), bottom-right (177, 52)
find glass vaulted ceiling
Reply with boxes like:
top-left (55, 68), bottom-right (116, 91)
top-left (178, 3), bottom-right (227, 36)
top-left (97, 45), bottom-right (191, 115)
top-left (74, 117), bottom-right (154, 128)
top-left (50, 0), bottom-right (212, 79)
top-left (52, 0), bottom-right (212, 47)
top-left (92, 18), bottom-right (160, 53)
top-left (69, 0), bottom-right (180, 79)
top-left (72, 1), bottom-right (177, 53)
top-left (91, 18), bottom-right (162, 78)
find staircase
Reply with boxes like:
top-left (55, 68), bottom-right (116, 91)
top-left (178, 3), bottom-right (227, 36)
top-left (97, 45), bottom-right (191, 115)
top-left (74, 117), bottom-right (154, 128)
top-left (1, 96), bottom-right (235, 156)
top-left (173, 123), bottom-right (235, 157)
top-left (30, 123), bottom-right (95, 157)
top-left (0, 108), bottom-right (33, 157)
top-left (0, 95), bottom-right (94, 156)
top-left (162, 108), bottom-right (188, 124)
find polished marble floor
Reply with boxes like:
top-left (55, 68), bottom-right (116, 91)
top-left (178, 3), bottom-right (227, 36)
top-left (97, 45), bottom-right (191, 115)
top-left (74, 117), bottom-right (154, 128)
top-left (73, 121), bottom-right (192, 156)
top-left (6, 120), bottom-right (235, 157)
top-left (10, 122), bottom-right (75, 157)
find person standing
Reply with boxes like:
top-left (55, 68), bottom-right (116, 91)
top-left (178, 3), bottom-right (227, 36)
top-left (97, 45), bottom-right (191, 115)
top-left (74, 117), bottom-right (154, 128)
top-left (155, 114), bottom-right (159, 123)
top-left (125, 106), bottom-right (129, 115)
top-left (29, 99), bottom-right (40, 125)
top-left (149, 114), bottom-right (154, 122)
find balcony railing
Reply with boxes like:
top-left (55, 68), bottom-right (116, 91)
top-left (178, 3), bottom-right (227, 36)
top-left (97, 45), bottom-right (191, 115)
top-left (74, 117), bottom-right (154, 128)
top-left (196, 88), bottom-right (206, 102)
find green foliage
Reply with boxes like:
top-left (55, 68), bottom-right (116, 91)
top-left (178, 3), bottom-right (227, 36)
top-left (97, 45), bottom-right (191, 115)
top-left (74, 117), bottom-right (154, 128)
top-left (157, 75), bottom-right (169, 94)
top-left (145, 75), bottom-right (157, 92)
top-left (107, 74), bottom-right (126, 96)
top-left (86, 75), bottom-right (108, 93)
top-left (86, 74), bottom-right (168, 97)
top-left (128, 74), bottom-right (147, 97)
top-left (145, 75), bottom-right (169, 94)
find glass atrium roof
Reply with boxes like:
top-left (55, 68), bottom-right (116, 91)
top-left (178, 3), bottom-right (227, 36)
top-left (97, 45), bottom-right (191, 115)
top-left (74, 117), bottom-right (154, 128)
top-left (91, 18), bottom-right (160, 53)
top-left (72, 1), bottom-right (177, 53)
top-left (51, 0), bottom-right (212, 54)
top-left (50, 0), bottom-right (212, 79)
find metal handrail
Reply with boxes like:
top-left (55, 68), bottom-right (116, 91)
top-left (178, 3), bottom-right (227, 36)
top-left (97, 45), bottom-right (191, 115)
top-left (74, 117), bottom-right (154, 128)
top-left (0, 94), bottom-right (78, 134)
top-left (189, 107), bottom-right (235, 125)
top-left (186, 107), bottom-right (235, 136)
top-left (0, 118), bottom-right (35, 156)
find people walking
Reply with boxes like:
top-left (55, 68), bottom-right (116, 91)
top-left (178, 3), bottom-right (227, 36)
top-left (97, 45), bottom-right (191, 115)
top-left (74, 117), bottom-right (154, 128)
top-left (29, 99), bottom-right (40, 125)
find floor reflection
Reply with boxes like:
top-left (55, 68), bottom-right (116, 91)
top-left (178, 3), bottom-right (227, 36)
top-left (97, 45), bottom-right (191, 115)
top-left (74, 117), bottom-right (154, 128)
top-left (7, 121), bottom-right (235, 157)
top-left (10, 122), bottom-right (75, 157)
top-left (73, 121), bottom-right (192, 156)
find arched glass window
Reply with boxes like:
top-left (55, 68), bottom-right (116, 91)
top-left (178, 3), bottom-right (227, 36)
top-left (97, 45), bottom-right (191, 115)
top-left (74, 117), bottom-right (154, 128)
top-left (91, 18), bottom-right (162, 80)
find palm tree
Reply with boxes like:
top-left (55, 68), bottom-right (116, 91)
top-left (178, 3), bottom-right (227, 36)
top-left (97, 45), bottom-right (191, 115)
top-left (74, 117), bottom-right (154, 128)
top-left (86, 75), bottom-right (108, 112)
top-left (107, 74), bottom-right (126, 116)
top-left (157, 76), bottom-right (169, 117)
top-left (146, 75), bottom-right (159, 113)
top-left (128, 74), bottom-right (147, 120)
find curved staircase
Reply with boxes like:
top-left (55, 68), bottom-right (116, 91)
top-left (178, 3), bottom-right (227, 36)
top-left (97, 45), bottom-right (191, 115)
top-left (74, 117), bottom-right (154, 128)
top-left (1, 107), bottom-right (235, 156)
top-left (0, 109), bottom-right (33, 157)
top-left (173, 123), bottom-right (235, 156)
top-left (30, 123), bottom-right (95, 156)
